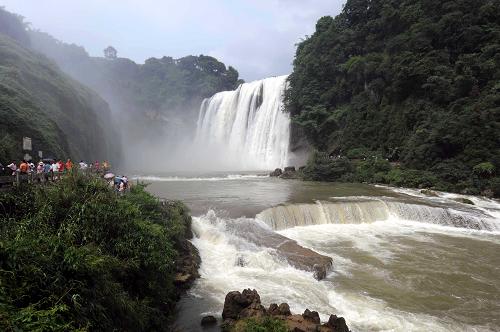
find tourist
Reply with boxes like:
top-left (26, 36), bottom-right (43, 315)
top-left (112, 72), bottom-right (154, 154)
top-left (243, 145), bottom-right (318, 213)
top-left (7, 161), bottom-right (17, 175)
top-left (66, 159), bottom-right (73, 172)
top-left (121, 175), bottom-right (128, 190)
top-left (36, 161), bottom-right (44, 183)
top-left (43, 161), bottom-right (52, 182)
top-left (94, 161), bottom-right (100, 173)
top-left (103, 160), bottom-right (110, 171)
top-left (79, 160), bottom-right (88, 171)
top-left (51, 160), bottom-right (59, 180)
top-left (57, 160), bottom-right (65, 174)
top-left (114, 175), bottom-right (122, 191)
top-left (19, 160), bottom-right (28, 174)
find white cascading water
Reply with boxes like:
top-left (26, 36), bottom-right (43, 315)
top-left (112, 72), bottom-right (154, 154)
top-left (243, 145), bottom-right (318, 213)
top-left (256, 198), bottom-right (500, 232)
top-left (195, 75), bottom-right (290, 170)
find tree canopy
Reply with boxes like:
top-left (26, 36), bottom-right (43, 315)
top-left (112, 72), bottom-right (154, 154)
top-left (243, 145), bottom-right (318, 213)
top-left (286, 0), bottom-right (500, 196)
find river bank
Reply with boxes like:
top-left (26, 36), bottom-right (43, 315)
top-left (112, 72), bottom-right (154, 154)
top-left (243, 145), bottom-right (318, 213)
top-left (0, 172), bottom-right (199, 331)
top-left (269, 157), bottom-right (499, 199)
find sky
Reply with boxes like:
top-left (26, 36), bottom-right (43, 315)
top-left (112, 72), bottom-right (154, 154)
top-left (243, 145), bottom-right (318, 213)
top-left (1, 0), bottom-right (344, 81)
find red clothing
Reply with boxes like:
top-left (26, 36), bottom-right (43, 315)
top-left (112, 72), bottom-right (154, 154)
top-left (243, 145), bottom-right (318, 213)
top-left (58, 161), bottom-right (65, 172)
top-left (66, 160), bottom-right (73, 170)
top-left (19, 162), bottom-right (28, 173)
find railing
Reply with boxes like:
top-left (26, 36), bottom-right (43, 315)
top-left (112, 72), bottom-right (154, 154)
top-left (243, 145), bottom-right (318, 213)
top-left (0, 171), bottom-right (66, 186)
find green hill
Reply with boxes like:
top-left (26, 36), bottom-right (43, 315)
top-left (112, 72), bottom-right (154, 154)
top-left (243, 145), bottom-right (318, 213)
top-left (0, 9), bottom-right (116, 163)
top-left (286, 0), bottom-right (500, 196)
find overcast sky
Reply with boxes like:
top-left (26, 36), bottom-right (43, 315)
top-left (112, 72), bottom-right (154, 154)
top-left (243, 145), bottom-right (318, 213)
top-left (1, 0), bottom-right (344, 81)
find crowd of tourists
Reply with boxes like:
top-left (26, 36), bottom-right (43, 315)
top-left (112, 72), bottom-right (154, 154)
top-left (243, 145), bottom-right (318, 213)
top-left (0, 159), bottom-right (128, 192)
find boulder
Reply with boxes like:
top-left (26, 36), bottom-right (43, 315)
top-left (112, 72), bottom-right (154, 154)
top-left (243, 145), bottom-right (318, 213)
top-left (222, 289), bottom-right (261, 320)
top-left (420, 189), bottom-right (439, 197)
top-left (453, 197), bottom-right (474, 205)
top-left (278, 303), bottom-right (291, 316)
top-left (270, 168), bottom-right (283, 177)
top-left (302, 309), bottom-right (320, 324)
top-left (326, 315), bottom-right (350, 332)
top-left (200, 315), bottom-right (217, 326)
top-left (481, 189), bottom-right (494, 198)
top-left (222, 290), bottom-right (350, 332)
top-left (280, 166), bottom-right (299, 179)
top-left (268, 303), bottom-right (291, 316)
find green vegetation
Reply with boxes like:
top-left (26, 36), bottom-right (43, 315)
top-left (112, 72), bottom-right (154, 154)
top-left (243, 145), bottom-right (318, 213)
top-left (0, 7), bottom-right (117, 163)
top-left (286, 0), bottom-right (500, 196)
top-left (231, 317), bottom-right (288, 332)
top-left (0, 173), bottom-right (192, 331)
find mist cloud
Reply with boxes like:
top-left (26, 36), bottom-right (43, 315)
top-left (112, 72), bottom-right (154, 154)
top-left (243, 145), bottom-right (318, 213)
top-left (1, 0), bottom-right (344, 81)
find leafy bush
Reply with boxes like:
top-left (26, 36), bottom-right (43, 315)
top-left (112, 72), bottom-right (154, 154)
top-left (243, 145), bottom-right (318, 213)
top-left (233, 317), bottom-right (288, 332)
top-left (302, 151), bottom-right (353, 181)
top-left (0, 173), bottom-right (191, 331)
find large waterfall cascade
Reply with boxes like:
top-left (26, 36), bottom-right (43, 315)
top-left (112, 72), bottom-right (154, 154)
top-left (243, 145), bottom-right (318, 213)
top-left (196, 75), bottom-right (290, 170)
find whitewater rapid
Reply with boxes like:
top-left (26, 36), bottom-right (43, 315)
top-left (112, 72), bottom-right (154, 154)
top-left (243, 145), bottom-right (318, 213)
top-left (195, 75), bottom-right (290, 170)
top-left (177, 183), bottom-right (500, 332)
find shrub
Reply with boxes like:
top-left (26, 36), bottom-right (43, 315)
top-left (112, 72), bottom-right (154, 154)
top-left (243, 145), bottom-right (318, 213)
top-left (0, 172), bottom-right (190, 331)
top-left (302, 151), bottom-right (353, 181)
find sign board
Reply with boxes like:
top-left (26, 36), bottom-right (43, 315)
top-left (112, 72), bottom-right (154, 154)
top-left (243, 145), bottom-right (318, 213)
top-left (23, 137), bottom-right (32, 151)
top-left (38, 150), bottom-right (43, 158)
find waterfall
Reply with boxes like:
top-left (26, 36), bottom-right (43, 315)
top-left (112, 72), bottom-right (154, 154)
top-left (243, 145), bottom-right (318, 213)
top-left (195, 75), bottom-right (290, 170)
top-left (256, 198), bottom-right (500, 232)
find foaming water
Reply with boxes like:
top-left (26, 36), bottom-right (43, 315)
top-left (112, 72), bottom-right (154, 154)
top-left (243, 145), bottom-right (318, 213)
top-left (195, 75), bottom-right (290, 170)
top-left (142, 176), bottom-right (500, 332)
top-left (176, 210), bottom-right (500, 332)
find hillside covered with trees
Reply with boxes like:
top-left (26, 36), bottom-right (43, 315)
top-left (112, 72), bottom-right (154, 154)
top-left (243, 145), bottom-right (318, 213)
top-left (0, 8), bottom-right (117, 163)
top-left (286, 0), bottom-right (500, 196)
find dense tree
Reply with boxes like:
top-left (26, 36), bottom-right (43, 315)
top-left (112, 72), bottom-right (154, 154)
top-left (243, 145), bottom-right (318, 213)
top-left (286, 0), bottom-right (500, 196)
top-left (103, 45), bottom-right (117, 59)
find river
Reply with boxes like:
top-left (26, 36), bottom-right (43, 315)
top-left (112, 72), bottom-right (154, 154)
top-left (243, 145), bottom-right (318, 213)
top-left (138, 172), bottom-right (500, 332)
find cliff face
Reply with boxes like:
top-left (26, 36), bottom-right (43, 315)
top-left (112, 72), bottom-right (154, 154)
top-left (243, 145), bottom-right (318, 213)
top-left (0, 33), bottom-right (118, 162)
top-left (0, 7), bottom-right (119, 163)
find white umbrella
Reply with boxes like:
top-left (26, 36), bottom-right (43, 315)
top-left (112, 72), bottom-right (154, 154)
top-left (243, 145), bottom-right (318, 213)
top-left (104, 173), bottom-right (115, 179)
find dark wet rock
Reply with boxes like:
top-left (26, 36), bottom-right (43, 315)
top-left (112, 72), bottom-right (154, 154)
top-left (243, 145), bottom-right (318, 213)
top-left (239, 301), bottom-right (266, 318)
top-left (222, 289), bottom-right (350, 332)
top-left (453, 197), bottom-right (474, 205)
top-left (280, 166), bottom-right (299, 179)
top-left (268, 303), bottom-right (280, 316)
top-left (174, 240), bottom-right (201, 290)
top-left (222, 289), bottom-right (262, 320)
top-left (302, 309), bottom-right (320, 324)
top-left (481, 189), bottom-right (494, 198)
top-left (278, 303), bottom-right (291, 316)
top-left (327, 315), bottom-right (350, 332)
top-left (299, 166), bottom-right (306, 171)
top-left (420, 189), bottom-right (439, 197)
top-left (276, 240), bottom-right (333, 281)
top-left (268, 302), bottom-right (291, 316)
top-left (270, 168), bottom-right (283, 177)
top-left (200, 315), bottom-right (217, 326)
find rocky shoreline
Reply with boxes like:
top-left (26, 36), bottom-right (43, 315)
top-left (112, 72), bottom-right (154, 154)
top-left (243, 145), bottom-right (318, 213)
top-left (200, 289), bottom-right (350, 332)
